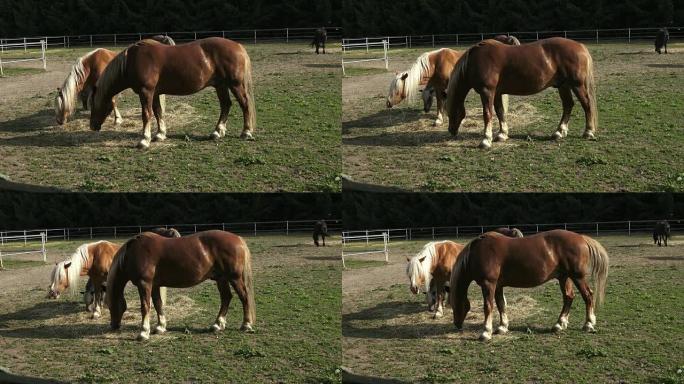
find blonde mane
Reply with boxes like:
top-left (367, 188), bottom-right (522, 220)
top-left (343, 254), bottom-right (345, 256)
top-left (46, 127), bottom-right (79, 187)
top-left (391, 48), bottom-right (444, 103)
top-left (56, 49), bottom-right (101, 117)
top-left (406, 241), bottom-right (448, 293)
top-left (49, 241), bottom-right (105, 295)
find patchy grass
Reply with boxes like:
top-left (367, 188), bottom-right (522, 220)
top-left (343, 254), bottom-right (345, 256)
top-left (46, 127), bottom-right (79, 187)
top-left (343, 43), bottom-right (684, 191)
top-left (0, 44), bottom-right (341, 192)
top-left (0, 235), bottom-right (342, 383)
top-left (0, 67), bottom-right (45, 78)
top-left (342, 235), bottom-right (684, 383)
top-left (344, 259), bottom-right (388, 270)
top-left (0, 259), bottom-right (46, 270)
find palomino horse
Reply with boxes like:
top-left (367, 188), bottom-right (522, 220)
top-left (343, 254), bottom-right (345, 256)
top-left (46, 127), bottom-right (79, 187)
top-left (313, 220), bottom-right (328, 246)
top-left (387, 48), bottom-right (462, 126)
top-left (55, 35), bottom-right (175, 125)
top-left (653, 220), bottom-right (671, 246)
top-left (655, 28), bottom-right (669, 54)
top-left (311, 28), bottom-right (327, 54)
top-left (406, 240), bottom-right (464, 318)
top-left (450, 230), bottom-right (608, 341)
top-left (446, 37), bottom-right (598, 148)
top-left (106, 230), bottom-right (255, 341)
top-left (90, 37), bottom-right (256, 149)
top-left (47, 240), bottom-right (120, 318)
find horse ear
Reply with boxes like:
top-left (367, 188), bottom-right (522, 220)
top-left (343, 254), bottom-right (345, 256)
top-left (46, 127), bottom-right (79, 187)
top-left (419, 256), bottom-right (426, 263)
top-left (401, 73), bottom-right (409, 80)
top-left (406, 255), bottom-right (411, 261)
top-left (64, 262), bottom-right (71, 269)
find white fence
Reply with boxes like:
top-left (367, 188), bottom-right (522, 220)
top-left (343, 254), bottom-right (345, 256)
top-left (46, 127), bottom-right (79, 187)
top-left (0, 27), bottom-right (342, 50)
top-left (343, 26), bottom-right (682, 49)
top-left (0, 40), bottom-right (46, 76)
top-left (0, 219), bottom-right (342, 243)
top-left (0, 232), bottom-right (47, 269)
top-left (341, 232), bottom-right (389, 268)
top-left (344, 219), bottom-right (683, 242)
top-left (341, 40), bottom-right (388, 75)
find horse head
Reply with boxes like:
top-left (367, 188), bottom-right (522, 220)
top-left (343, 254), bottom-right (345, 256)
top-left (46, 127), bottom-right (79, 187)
top-left (452, 295), bottom-right (471, 330)
top-left (387, 72), bottom-right (409, 108)
top-left (47, 261), bottom-right (72, 299)
top-left (89, 85), bottom-right (114, 131)
top-left (421, 86), bottom-right (435, 113)
top-left (54, 88), bottom-right (69, 125)
top-left (406, 249), bottom-right (430, 295)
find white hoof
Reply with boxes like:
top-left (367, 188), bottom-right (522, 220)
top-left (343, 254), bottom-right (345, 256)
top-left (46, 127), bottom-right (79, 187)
top-left (479, 331), bottom-right (492, 341)
top-left (210, 131), bottom-right (224, 140)
top-left (433, 119), bottom-right (443, 127)
top-left (494, 133), bottom-right (509, 142)
top-left (137, 139), bottom-right (150, 150)
top-left (210, 323), bottom-right (224, 333)
top-left (240, 323), bottom-right (255, 333)
top-left (495, 326), bottom-right (509, 334)
top-left (582, 322), bottom-right (596, 333)
top-left (552, 131), bottom-right (564, 140)
top-left (240, 131), bottom-right (255, 141)
top-left (479, 139), bottom-right (492, 149)
top-left (583, 131), bottom-right (596, 140)
top-left (114, 118), bottom-right (123, 125)
top-left (137, 332), bottom-right (150, 341)
top-left (91, 311), bottom-right (101, 319)
top-left (433, 311), bottom-right (444, 319)
top-left (153, 326), bottom-right (167, 334)
top-left (153, 133), bottom-right (167, 142)
top-left (552, 323), bottom-right (563, 333)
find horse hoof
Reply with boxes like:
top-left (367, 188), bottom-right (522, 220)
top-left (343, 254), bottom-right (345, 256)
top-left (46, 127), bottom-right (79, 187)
top-left (153, 134), bottom-right (166, 142)
top-left (137, 140), bottom-right (150, 150)
top-left (114, 118), bottom-right (123, 125)
top-left (583, 131), bottom-right (596, 140)
top-left (552, 323), bottom-right (563, 333)
top-left (137, 333), bottom-right (150, 341)
top-left (153, 326), bottom-right (167, 334)
top-left (478, 140), bottom-right (492, 149)
top-left (495, 326), bottom-right (508, 334)
top-left (240, 132), bottom-right (255, 141)
top-left (582, 323), bottom-right (596, 333)
top-left (91, 312), bottom-right (101, 319)
top-left (494, 134), bottom-right (508, 142)
top-left (479, 332), bottom-right (492, 341)
top-left (433, 120), bottom-right (443, 127)
top-left (551, 131), bottom-right (564, 141)
top-left (210, 131), bottom-right (223, 140)
top-left (240, 323), bottom-right (255, 333)
top-left (433, 312), bottom-right (443, 319)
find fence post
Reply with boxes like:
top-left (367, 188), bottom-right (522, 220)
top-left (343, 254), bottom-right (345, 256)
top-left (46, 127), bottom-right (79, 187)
top-left (432, 227), bottom-right (435, 239)
top-left (481, 33), bottom-right (484, 41)
top-left (63, 229), bottom-right (66, 240)
top-left (366, 230), bottom-right (369, 245)
top-left (42, 40), bottom-right (46, 70)
top-left (114, 227), bottom-right (117, 239)
top-left (366, 37), bottom-right (369, 53)
top-left (596, 29), bottom-right (599, 44)
top-left (67, 36), bottom-right (70, 48)
top-left (536, 224), bottom-right (539, 233)
top-left (409, 35), bottom-right (411, 48)
top-left (254, 223), bottom-right (257, 236)
top-left (481, 226), bottom-right (484, 234)
top-left (114, 34), bottom-right (117, 47)
top-left (24, 230), bottom-right (27, 245)
top-left (596, 223), bottom-right (599, 236)
top-left (254, 30), bottom-right (257, 45)
top-left (24, 37), bottom-right (27, 52)
top-left (628, 221), bottom-right (631, 236)
top-left (564, 30), bottom-right (567, 38)
top-left (286, 28), bottom-right (289, 43)
top-left (456, 34), bottom-right (459, 46)
top-left (139, 226), bottom-right (142, 234)
top-left (194, 224), bottom-right (197, 233)
top-left (628, 28), bottom-right (631, 43)
top-left (536, 31), bottom-right (539, 40)
top-left (222, 30), bottom-right (225, 38)
top-left (432, 34), bottom-right (435, 47)
top-left (67, 228), bottom-right (70, 240)
top-left (90, 35), bottom-right (93, 47)
top-left (456, 226), bottom-right (459, 239)
top-left (286, 221), bottom-right (289, 235)
top-left (194, 32), bottom-right (197, 40)
top-left (405, 36), bottom-right (408, 48)
top-left (222, 222), bottom-right (225, 231)
top-left (90, 227), bottom-right (93, 239)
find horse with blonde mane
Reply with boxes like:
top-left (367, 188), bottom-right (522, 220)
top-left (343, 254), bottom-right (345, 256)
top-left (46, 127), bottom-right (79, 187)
top-left (90, 37), bottom-right (256, 149)
top-left (450, 230), bottom-right (608, 341)
top-left (47, 240), bottom-right (120, 318)
top-left (387, 48), bottom-right (462, 126)
top-left (106, 230), bottom-right (255, 341)
top-left (446, 37), bottom-right (598, 149)
top-left (406, 240), bottom-right (464, 318)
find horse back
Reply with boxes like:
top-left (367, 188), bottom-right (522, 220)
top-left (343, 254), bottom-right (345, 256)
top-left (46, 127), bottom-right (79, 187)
top-left (430, 49), bottom-right (461, 88)
top-left (89, 240), bottom-right (119, 277)
top-left (432, 241), bottom-right (464, 282)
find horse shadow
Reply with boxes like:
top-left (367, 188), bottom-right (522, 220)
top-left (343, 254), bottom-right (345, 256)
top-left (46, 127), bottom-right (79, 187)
top-left (644, 63), bottom-right (684, 69)
top-left (0, 323), bottom-right (108, 339)
top-left (645, 256), bottom-right (683, 261)
top-left (343, 108), bottom-right (425, 132)
top-left (342, 130), bottom-right (481, 147)
top-left (303, 256), bottom-right (340, 261)
top-left (0, 109), bottom-right (55, 133)
top-left (0, 300), bottom-right (82, 327)
top-left (302, 63), bottom-right (339, 69)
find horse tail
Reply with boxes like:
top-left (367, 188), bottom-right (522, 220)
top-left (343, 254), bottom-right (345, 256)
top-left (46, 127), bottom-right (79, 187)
top-left (584, 47), bottom-right (598, 133)
top-left (241, 237), bottom-right (256, 324)
top-left (449, 240), bottom-right (471, 310)
top-left (105, 239), bottom-right (130, 310)
top-left (582, 235), bottom-right (609, 307)
top-left (242, 48), bottom-right (257, 133)
top-left (445, 49), bottom-right (469, 116)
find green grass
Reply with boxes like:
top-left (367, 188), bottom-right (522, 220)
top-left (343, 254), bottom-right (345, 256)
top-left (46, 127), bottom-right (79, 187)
top-left (342, 43), bottom-right (684, 191)
top-left (342, 235), bottom-right (684, 383)
top-left (344, 259), bottom-right (387, 269)
top-left (0, 235), bottom-right (342, 383)
top-left (0, 67), bottom-right (45, 78)
top-left (0, 259), bottom-right (46, 269)
top-left (344, 67), bottom-right (389, 77)
top-left (0, 44), bottom-right (341, 192)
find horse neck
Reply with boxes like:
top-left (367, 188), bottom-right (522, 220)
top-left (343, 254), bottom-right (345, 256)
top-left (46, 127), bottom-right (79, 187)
top-left (95, 53), bottom-right (128, 105)
top-left (404, 52), bottom-right (434, 100)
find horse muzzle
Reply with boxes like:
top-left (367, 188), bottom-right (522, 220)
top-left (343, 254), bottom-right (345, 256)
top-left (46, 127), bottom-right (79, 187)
top-left (386, 100), bottom-right (393, 109)
top-left (47, 290), bottom-right (60, 299)
top-left (410, 286), bottom-right (419, 295)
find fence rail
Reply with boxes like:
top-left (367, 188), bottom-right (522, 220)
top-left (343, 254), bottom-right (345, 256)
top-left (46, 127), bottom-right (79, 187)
top-left (0, 27), bottom-right (342, 50)
top-left (0, 40), bottom-right (46, 76)
top-left (0, 232), bottom-right (47, 268)
top-left (0, 219), bottom-right (342, 243)
top-left (344, 219), bottom-right (682, 242)
top-left (343, 26), bottom-right (682, 49)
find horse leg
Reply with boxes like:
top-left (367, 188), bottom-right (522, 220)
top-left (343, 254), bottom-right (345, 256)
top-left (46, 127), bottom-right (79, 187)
top-left (447, 91), bottom-right (468, 138)
top-left (151, 286), bottom-right (167, 334)
top-left (229, 277), bottom-right (255, 332)
top-left (493, 93), bottom-right (509, 142)
top-left (92, 277), bottom-right (103, 319)
top-left (136, 282), bottom-right (153, 340)
top-left (494, 286), bottom-right (509, 334)
top-left (434, 93), bottom-right (444, 126)
top-left (152, 94), bottom-right (167, 142)
top-left (552, 87), bottom-right (574, 140)
top-left (322, 41), bottom-right (326, 54)
top-left (553, 277), bottom-right (575, 332)
top-left (322, 234), bottom-right (326, 246)
top-left (572, 277), bottom-right (596, 333)
top-left (137, 91), bottom-right (154, 149)
top-left (571, 85), bottom-right (596, 139)
top-left (112, 97), bottom-right (123, 125)
top-left (433, 280), bottom-right (445, 319)
top-left (80, 87), bottom-right (90, 110)
top-left (478, 90), bottom-right (495, 149)
top-left (210, 86), bottom-right (231, 140)
top-left (229, 83), bottom-right (255, 140)
top-left (479, 281), bottom-right (496, 341)
top-left (211, 278), bottom-right (232, 332)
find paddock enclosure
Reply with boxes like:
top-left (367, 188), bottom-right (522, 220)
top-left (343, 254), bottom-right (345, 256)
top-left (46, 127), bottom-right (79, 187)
top-left (342, 234), bottom-right (683, 383)
top-left (0, 235), bottom-right (341, 383)
top-left (342, 42), bottom-right (684, 192)
top-left (0, 43), bottom-right (341, 192)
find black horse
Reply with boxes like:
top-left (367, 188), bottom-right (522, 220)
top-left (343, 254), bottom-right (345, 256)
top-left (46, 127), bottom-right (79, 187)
top-left (313, 220), bottom-right (328, 246)
top-left (311, 28), bottom-right (327, 54)
top-left (655, 28), bottom-right (669, 54)
top-left (653, 220), bottom-right (671, 246)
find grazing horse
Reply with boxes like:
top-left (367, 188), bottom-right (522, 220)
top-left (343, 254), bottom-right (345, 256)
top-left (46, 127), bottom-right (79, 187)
top-left (90, 37), bottom-right (256, 149)
top-left (106, 230), bottom-right (255, 340)
top-left (406, 240), bottom-right (464, 318)
top-left (311, 28), bottom-right (327, 54)
top-left (493, 227), bottom-right (524, 238)
top-left (493, 35), bottom-right (521, 45)
top-left (313, 220), bottom-right (328, 246)
top-left (387, 48), bottom-right (462, 126)
top-left (446, 37), bottom-right (597, 148)
top-left (655, 28), bottom-right (669, 54)
top-left (450, 230), bottom-right (608, 341)
top-left (47, 241), bottom-right (120, 318)
top-left (653, 220), bottom-right (671, 246)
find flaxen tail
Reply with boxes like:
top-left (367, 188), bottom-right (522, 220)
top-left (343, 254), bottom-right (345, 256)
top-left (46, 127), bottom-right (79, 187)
top-left (582, 235), bottom-right (609, 306)
top-left (241, 237), bottom-right (256, 324)
top-left (242, 48), bottom-right (257, 133)
top-left (584, 48), bottom-right (598, 133)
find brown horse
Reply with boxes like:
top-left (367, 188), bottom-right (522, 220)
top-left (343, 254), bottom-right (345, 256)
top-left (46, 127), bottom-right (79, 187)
top-left (106, 230), bottom-right (255, 341)
top-left (406, 240), bottom-right (464, 318)
top-left (493, 227), bottom-right (524, 238)
top-left (446, 37), bottom-right (597, 148)
top-left (55, 48), bottom-right (122, 125)
top-left (493, 35), bottom-right (521, 45)
top-left (450, 230), bottom-right (608, 341)
top-left (387, 48), bottom-right (462, 126)
top-left (90, 37), bottom-right (256, 149)
top-left (47, 240), bottom-right (120, 318)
